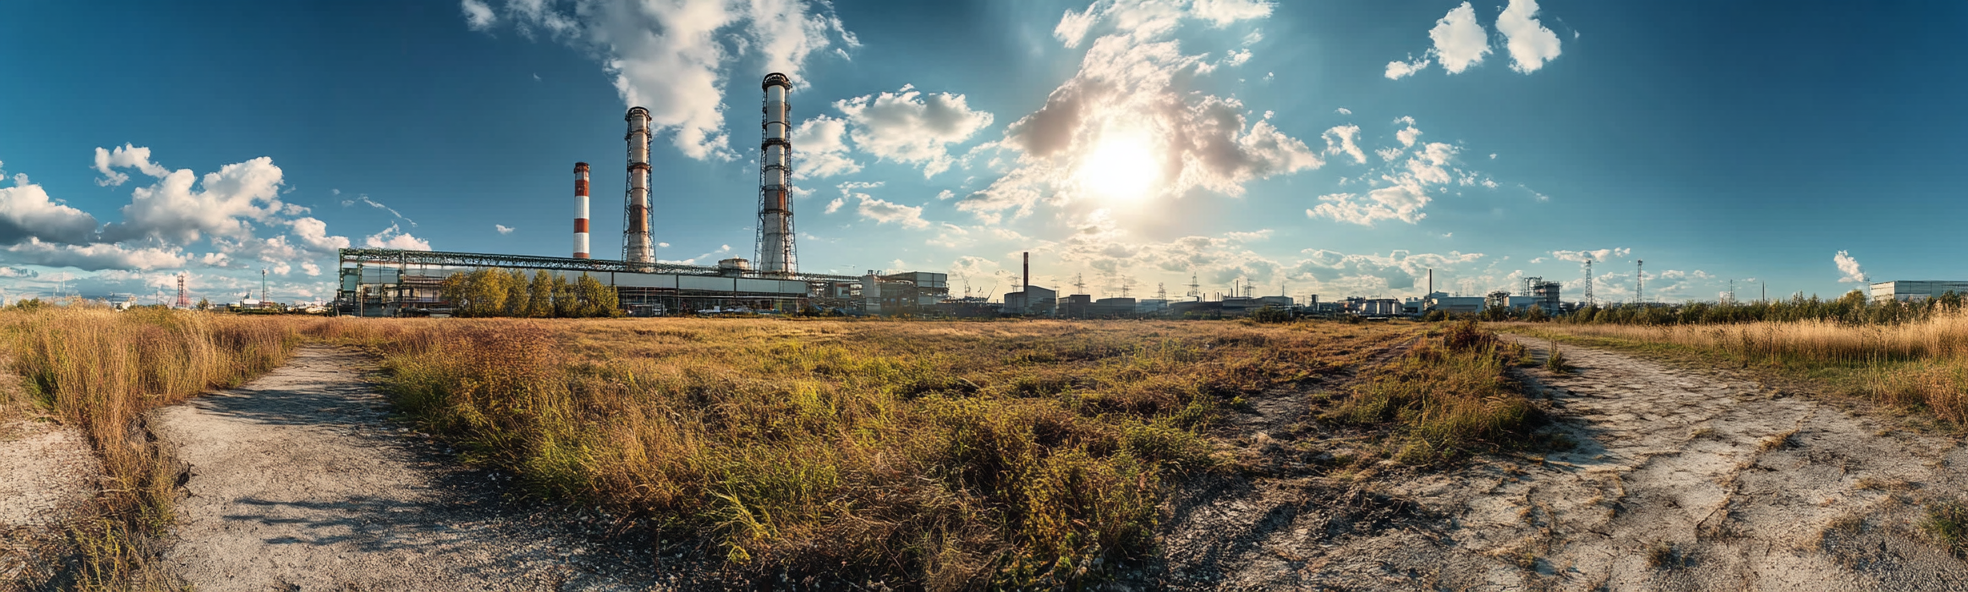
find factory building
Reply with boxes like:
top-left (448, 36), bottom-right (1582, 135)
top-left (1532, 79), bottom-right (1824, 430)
top-left (333, 73), bottom-right (955, 317)
top-left (1004, 286), bottom-right (1058, 316)
top-left (1869, 280), bottom-right (1968, 303)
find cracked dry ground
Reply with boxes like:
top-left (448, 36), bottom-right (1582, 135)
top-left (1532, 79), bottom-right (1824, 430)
top-left (1152, 334), bottom-right (1968, 591)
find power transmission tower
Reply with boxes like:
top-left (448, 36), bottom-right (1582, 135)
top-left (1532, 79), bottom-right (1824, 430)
top-left (1634, 260), bottom-right (1644, 304)
top-left (1157, 282), bottom-right (1166, 300)
top-left (1582, 258), bottom-right (1594, 306)
top-left (1728, 279), bottom-right (1735, 303)
top-left (1187, 272), bottom-right (1201, 300)
top-left (1120, 276), bottom-right (1134, 298)
top-left (175, 272), bottom-right (191, 308)
top-left (1072, 273), bottom-right (1086, 294)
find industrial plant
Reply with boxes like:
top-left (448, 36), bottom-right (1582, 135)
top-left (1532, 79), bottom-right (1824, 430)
top-left (331, 74), bottom-right (1639, 320)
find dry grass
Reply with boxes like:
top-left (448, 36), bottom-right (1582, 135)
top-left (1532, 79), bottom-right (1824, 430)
top-left (1524, 314), bottom-right (1968, 427)
top-left (0, 306), bottom-right (303, 590)
top-left (331, 318), bottom-right (1413, 587)
top-left (1332, 320), bottom-right (1548, 465)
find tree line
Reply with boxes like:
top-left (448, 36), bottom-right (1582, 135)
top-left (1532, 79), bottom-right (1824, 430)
top-left (439, 268), bottom-right (620, 318)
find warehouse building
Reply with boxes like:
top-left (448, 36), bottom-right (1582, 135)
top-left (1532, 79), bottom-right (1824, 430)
top-left (1869, 280), bottom-right (1968, 303)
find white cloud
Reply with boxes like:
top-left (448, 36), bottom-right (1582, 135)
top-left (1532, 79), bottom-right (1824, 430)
top-left (824, 197), bottom-right (844, 214)
top-left (1430, 2), bottom-right (1490, 74)
top-left (1334, 107), bottom-right (1351, 115)
top-left (936, 189), bottom-right (954, 201)
top-left (1223, 49), bottom-right (1252, 66)
top-left (790, 115), bottom-right (861, 179)
top-left (1308, 118), bottom-right (1487, 227)
top-left (855, 196), bottom-right (929, 229)
top-left (98, 151), bottom-right (288, 244)
top-left (1384, 55), bottom-right (1431, 80)
top-left (1375, 147), bottom-right (1403, 162)
top-left (835, 85), bottom-right (994, 178)
top-left (364, 224), bottom-right (431, 251)
top-left (289, 217), bottom-right (349, 252)
top-left (964, 1), bottom-right (1299, 222)
top-left (4, 238), bottom-right (187, 271)
top-left (1307, 182), bottom-right (1429, 226)
top-left (495, 224), bottom-right (515, 235)
top-left (301, 261), bottom-right (322, 276)
top-left (1321, 124), bottom-right (1366, 165)
top-left (1551, 248), bottom-right (1629, 263)
top-left (1834, 250), bottom-right (1868, 284)
top-left (91, 144), bottom-right (170, 187)
top-left (1497, 0), bottom-right (1563, 73)
top-left (0, 175), bottom-right (98, 245)
top-left (467, 0), bottom-right (855, 161)
top-left (460, 0), bottom-right (496, 31)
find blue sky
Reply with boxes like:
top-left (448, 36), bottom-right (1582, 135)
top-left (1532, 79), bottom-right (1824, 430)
top-left (3, 1), bottom-right (1965, 304)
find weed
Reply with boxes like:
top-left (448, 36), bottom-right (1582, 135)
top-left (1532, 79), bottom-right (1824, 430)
top-left (1332, 322), bottom-right (1544, 465)
top-left (1645, 541), bottom-right (1679, 569)
top-left (1544, 345), bottom-right (1571, 374)
top-left (1923, 501), bottom-right (1968, 556)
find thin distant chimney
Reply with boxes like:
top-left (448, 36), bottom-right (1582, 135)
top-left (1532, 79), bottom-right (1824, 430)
top-left (1427, 268), bottom-right (1433, 294)
top-left (1023, 252), bottom-right (1030, 291)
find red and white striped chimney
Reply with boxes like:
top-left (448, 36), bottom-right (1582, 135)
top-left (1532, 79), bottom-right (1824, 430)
top-left (573, 162), bottom-right (590, 259)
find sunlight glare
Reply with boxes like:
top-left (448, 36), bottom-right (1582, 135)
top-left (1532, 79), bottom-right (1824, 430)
top-left (1077, 127), bottom-right (1160, 202)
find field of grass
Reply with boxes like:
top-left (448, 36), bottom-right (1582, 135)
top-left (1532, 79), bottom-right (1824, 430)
top-left (339, 318), bottom-right (1423, 586)
top-left (1516, 314), bottom-right (1968, 428)
top-left (2, 309), bottom-right (1558, 589)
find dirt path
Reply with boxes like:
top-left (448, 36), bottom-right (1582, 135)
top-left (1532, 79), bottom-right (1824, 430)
top-left (0, 420), bottom-right (101, 583)
top-left (152, 346), bottom-right (667, 592)
top-left (1157, 336), bottom-right (1968, 590)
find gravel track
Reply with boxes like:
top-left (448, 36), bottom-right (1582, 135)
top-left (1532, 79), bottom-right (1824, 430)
top-left (0, 420), bottom-right (101, 583)
top-left (152, 346), bottom-right (674, 592)
top-left (1153, 336), bottom-right (1968, 590)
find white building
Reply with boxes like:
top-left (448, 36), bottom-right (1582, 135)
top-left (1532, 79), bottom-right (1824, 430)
top-left (1869, 280), bottom-right (1968, 303)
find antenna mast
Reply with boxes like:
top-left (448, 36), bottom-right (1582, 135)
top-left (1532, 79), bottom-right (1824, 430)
top-left (1635, 260), bottom-right (1644, 304)
top-left (1582, 258), bottom-right (1594, 306)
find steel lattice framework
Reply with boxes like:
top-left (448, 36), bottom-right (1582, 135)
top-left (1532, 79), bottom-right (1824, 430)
top-left (337, 248), bottom-right (861, 282)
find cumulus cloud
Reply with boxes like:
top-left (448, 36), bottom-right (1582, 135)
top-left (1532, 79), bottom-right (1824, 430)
top-left (99, 153), bottom-right (288, 244)
top-left (1334, 107), bottom-right (1351, 115)
top-left (1551, 248), bottom-right (1630, 263)
top-left (1428, 2), bottom-right (1491, 74)
top-left (92, 144), bottom-right (170, 187)
top-left (958, 2), bottom-right (1306, 222)
top-left (1384, 55), bottom-right (1431, 80)
top-left (290, 217), bottom-right (349, 252)
top-left (824, 197), bottom-right (844, 214)
top-left (835, 85), bottom-right (993, 178)
top-left (1496, 0), bottom-right (1562, 73)
top-left (495, 224), bottom-right (515, 235)
top-left (1289, 248), bottom-right (1484, 293)
top-left (4, 238), bottom-right (187, 271)
top-left (1308, 117), bottom-right (1488, 226)
top-left (465, 0), bottom-right (856, 160)
top-left (790, 115), bottom-right (861, 179)
top-left (1321, 124), bottom-right (1366, 164)
top-left (364, 224), bottom-right (431, 251)
top-left (0, 175), bottom-right (98, 245)
top-left (854, 196), bottom-right (928, 229)
top-left (1834, 250), bottom-right (1868, 284)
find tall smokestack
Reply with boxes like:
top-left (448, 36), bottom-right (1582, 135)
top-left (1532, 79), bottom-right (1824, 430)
top-left (624, 107), bottom-right (654, 268)
top-left (756, 73), bottom-right (797, 275)
top-left (1023, 252), bottom-right (1030, 291)
top-left (1427, 268), bottom-right (1433, 294)
top-left (573, 162), bottom-right (591, 259)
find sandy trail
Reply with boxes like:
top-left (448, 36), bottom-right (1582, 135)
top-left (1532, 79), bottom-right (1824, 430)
top-left (153, 346), bottom-right (664, 592)
top-left (1160, 336), bottom-right (1968, 590)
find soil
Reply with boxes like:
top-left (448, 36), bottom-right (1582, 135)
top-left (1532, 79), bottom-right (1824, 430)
top-left (1149, 335), bottom-right (1968, 590)
top-left (151, 346), bottom-right (689, 592)
top-left (0, 420), bottom-right (102, 583)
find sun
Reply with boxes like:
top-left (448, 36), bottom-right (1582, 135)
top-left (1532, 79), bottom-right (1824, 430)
top-left (1076, 127), bottom-right (1161, 202)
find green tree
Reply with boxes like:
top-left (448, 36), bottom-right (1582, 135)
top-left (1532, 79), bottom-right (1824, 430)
top-left (527, 270), bottom-right (555, 317)
top-left (196, 298), bottom-right (211, 311)
top-left (551, 274), bottom-right (578, 318)
top-left (575, 274), bottom-right (618, 317)
top-left (504, 269), bottom-right (531, 317)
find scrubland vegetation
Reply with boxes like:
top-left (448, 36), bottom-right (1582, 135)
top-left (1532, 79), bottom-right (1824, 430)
top-left (0, 306), bottom-right (1564, 588)
top-left (1333, 320), bottom-right (1546, 464)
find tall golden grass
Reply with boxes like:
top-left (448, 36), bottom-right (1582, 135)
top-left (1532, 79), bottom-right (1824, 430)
top-left (347, 318), bottom-right (1415, 587)
top-left (1529, 313), bottom-right (1968, 426)
top-left (0, 306), bottom-right (301, 589)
